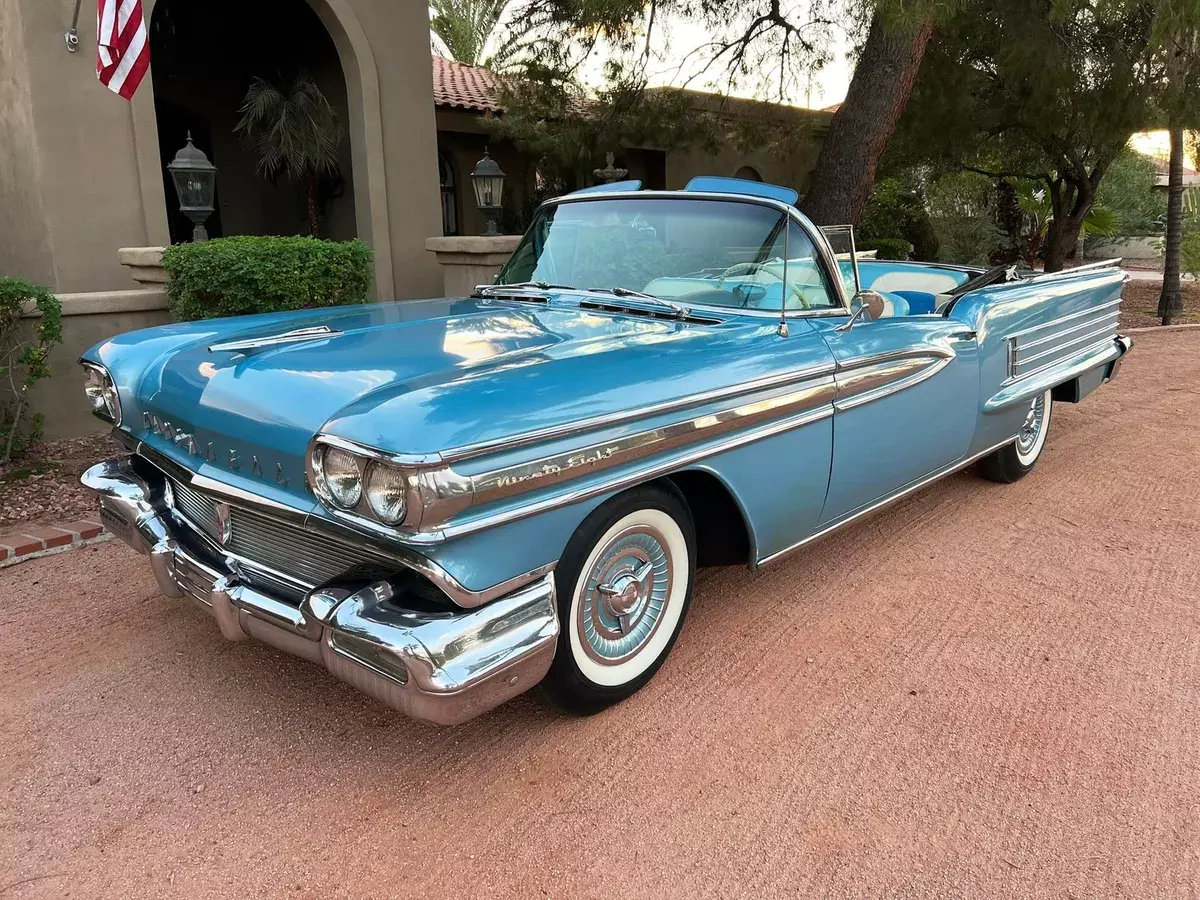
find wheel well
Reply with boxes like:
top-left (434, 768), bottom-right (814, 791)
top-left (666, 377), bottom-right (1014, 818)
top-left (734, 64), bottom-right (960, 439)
top-left (661, 470), bottom-right (752, 568)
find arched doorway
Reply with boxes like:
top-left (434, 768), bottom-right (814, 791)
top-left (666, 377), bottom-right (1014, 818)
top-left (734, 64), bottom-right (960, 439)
top-left (734, 165), bottom-right (763, 182)
top-left (148, 0), bottom-right (357, 243)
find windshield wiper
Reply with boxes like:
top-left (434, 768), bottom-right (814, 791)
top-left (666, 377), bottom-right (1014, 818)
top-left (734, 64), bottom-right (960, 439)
top-left (474, 281), bottom-right (575, 296)
top-left (585, 287), bottom-right (691, 320)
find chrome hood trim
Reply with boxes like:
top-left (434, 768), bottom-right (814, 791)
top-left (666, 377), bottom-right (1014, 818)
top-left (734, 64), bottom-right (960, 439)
top-left (208, 325), bottom-right (343, 354)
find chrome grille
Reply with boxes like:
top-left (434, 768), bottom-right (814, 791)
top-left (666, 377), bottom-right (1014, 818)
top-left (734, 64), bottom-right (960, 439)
top-left (1009, 299), bottom-right (1121, 378)
top-left (167, 477), bottom-right (396, 596)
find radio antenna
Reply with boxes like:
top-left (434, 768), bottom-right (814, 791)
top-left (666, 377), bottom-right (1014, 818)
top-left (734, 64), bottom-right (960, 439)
top-left (778, 213), bottom-right (790, 338)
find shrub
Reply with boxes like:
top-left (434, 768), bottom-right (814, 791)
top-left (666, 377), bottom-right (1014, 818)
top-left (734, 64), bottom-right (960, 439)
top-left (1095, 149), bottom-right (1166, 237)
top-left (925, 171), bottom-right (1012, 265)
top-left (0, 277), bottom-right (63, 463)
top-left (858, 176), bottom-right (940, 261)
top-left (857, 238), bottom-right (911, 261)
top-left (1181, 232), bottom-right (1200, 281)
top-left (162, 235), bottom-right (374, 322)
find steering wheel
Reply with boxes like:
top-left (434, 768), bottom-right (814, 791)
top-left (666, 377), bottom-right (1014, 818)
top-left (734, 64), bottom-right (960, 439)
top-left (716, 261), bottom-right (810, 310)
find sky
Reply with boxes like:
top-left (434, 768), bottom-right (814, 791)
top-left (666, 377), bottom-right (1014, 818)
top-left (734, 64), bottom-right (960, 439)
top-left (637, 15), bottom-right (856, 109)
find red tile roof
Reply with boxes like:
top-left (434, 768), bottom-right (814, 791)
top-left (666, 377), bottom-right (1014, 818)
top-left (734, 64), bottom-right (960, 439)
top-left (432, 56), bottom-right (506, 114)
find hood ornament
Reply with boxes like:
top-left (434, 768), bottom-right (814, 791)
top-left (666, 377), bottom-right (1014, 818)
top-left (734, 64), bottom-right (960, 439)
top-left (208, 325), bottom-right (343, 354)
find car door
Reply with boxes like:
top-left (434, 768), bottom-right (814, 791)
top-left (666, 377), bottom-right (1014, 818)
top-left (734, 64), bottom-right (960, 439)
top-left (808, 315), bottom-right (979, 526)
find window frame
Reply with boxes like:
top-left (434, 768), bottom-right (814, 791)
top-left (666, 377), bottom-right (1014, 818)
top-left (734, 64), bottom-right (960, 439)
top-left (506, 191), bottom-right (853, 319)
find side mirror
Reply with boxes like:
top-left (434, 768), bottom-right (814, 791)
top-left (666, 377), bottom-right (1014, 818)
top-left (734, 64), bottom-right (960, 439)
top-left (837, 290), bottom-right (886, 332)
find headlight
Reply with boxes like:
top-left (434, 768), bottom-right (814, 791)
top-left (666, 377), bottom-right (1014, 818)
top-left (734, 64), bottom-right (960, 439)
top-left (82, 362), bottom-right (121, 425)
top-left (365, 462), bottom-right (407, 524)
top-left (316, 445), bottom-right (362, 509)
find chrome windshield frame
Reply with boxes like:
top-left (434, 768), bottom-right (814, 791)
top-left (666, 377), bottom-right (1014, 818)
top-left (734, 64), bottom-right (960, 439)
top-left (503, 190), bottom-right (853, 320)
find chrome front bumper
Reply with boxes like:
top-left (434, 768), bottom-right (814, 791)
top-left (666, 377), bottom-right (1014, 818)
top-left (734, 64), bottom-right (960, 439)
top-left (82, 456), bottom-right (559, 725)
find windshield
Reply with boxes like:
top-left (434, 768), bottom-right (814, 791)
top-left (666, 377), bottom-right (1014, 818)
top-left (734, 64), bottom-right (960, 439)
top-left (497, 197), bottom-right (841, 312)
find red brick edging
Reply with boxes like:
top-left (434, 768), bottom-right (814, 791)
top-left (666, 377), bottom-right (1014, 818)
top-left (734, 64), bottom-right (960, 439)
top-left (0, 520), bottom-right (110, 568)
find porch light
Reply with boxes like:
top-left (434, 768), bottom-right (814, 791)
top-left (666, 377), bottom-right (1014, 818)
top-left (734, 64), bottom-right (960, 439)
top-left (470, 148), bottom-right (506, 236)
top-left (167, 132), bottom-right (218, 242)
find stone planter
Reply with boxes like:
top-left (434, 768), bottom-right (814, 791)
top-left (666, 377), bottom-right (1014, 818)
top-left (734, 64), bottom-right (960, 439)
top-left (425, 236), bottom-right (522, 298)
top-left (117, 246), bottom-right (167, 287)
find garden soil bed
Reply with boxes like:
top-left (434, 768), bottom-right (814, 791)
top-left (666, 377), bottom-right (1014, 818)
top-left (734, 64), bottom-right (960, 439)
top-left (1120, 279), bottom-right (1200, 328)
top-left (0, 432), bottom-right (116, 531)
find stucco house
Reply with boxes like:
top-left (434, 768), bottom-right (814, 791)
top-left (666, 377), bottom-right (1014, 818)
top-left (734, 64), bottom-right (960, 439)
top-left (1, 0), bottom-right (830, 437)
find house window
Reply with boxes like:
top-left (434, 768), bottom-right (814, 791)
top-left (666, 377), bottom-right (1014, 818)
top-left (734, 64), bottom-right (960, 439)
top-left (439, 151), bottom-right (459, 236)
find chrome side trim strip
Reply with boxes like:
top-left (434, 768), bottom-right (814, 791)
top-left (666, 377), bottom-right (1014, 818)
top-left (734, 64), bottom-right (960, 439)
top-left (756, 437), bottom-right (1018, 567)
top-left (1007, 298), bottom-right (1122, 340)
top-left (464, 378), bottom-right (837, 510)
top-left (312, 360), bottom-right (839, 470)
top-left (429, 401), bottom-right (836, 543)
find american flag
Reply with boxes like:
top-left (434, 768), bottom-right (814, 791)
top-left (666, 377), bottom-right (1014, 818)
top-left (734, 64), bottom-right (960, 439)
top-left (96, 0), bottom-right (150, 100)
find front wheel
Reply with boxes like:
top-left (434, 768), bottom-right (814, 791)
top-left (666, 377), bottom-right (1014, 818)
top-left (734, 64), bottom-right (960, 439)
top-left (978, 389), bottom-right (1053, 483)
top-left (538, 484), bottom-right (696, 716)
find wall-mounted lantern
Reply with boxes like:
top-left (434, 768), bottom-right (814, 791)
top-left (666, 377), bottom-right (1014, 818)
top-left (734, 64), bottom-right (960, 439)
top-left (470, 148), bottom-right (506, 236)
top-left (167, 132), bottom-right (218, 242)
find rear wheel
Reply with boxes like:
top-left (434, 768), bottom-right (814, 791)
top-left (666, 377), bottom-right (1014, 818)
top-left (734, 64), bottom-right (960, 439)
top-left (978, 389), bottom-right (1053, 483)
top-left (538, 484), bottom-right (696, 716)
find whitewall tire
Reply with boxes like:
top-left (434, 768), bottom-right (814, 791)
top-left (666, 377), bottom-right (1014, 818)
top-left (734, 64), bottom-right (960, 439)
top-left (978, 389), bottom-right (1053, 483)
top-left (539, 484), bottom-right (696, 715)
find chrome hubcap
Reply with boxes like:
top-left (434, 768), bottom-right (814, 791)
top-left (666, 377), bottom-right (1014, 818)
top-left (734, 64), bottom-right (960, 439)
top-left (578, 526), bottom-right (672, 664)
top-left (1016, 394), bottom-right (1046, 456)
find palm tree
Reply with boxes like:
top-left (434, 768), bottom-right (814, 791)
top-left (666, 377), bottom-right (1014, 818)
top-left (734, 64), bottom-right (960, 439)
top-left (1158, 127), bottom-right (1185, 325)
top-left (429, 0), bottom-right (512, 68)
top-left (234, 73), bottom-right (343, 237)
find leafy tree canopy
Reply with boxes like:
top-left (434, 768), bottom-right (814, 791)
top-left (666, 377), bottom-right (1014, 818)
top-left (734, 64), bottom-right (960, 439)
top-left (887, 0), bottom-right (1200, 268)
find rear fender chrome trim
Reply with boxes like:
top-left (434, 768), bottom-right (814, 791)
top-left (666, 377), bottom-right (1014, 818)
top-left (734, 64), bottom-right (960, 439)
top-left (832, 348), bottom-right (955, 412)
top-left (986, 337), bottom-right (1127, 413)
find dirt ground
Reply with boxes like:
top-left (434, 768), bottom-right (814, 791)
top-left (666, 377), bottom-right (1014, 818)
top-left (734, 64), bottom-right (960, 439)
top-left (1, 330), bottom-right (1198, 899)
top-left (1120, 279), bottom-right (1200, 328)
top-left (0, 433), bottom-right (116, 531)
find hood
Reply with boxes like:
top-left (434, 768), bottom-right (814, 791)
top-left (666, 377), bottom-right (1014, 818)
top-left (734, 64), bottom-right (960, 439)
top-left (90, 297), bottom-right (779, 505)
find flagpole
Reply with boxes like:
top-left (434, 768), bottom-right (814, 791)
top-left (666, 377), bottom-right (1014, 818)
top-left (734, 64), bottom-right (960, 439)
top-left (64, 0), bottom-right (83, 52)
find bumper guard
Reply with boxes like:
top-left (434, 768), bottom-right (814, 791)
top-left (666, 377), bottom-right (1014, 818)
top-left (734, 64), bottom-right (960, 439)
top-left (82, 457), bottom-right (559, 725)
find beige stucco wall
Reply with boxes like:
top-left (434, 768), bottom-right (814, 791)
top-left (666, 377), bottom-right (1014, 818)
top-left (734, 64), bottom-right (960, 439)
top-left (28, 295), bottom-right (175, 439)
top-left (0, 0), bottom-right (443, 300)
top-left (0, 0), bottom-right (56, 287)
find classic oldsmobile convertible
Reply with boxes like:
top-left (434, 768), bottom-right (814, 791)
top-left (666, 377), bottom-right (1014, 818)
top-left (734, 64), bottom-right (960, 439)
top-left (81, 177), bottom-right (1131, 725)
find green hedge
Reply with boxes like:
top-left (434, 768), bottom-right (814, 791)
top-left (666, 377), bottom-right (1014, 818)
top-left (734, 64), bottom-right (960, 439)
top-left (162, 236), bottom-right (374, 322)
top-left (857, 238), bottom-right (911, 261)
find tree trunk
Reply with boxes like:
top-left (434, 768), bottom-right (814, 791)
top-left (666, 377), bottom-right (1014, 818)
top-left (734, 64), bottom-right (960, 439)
top-left (1159, 127), bottom-right (1184, 324)
top-left (306, 176), bottom-right (321, 237)
top-left (1043, 215), bottom-right (1086, 273)
top-left (799, 11), bottom-right (934, 226)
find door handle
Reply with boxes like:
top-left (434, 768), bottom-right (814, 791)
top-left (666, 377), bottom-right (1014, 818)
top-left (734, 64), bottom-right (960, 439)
top-left (948, 329), bottom-right (976, 342)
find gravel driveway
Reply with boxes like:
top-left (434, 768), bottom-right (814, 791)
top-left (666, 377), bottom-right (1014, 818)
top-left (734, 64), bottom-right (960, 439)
top-left (2, 330), bottom-right (1198, 899)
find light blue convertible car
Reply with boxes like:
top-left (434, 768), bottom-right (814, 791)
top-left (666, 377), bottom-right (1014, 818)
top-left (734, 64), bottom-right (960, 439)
top-left (81, 177), bottom-right (1131, 724)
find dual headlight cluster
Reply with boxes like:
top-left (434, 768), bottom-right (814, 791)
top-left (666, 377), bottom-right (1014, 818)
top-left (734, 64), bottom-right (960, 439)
top-left (82, 362), bottom-right (121, 425)
top-left (311, 443), bottom-right (408, 525)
